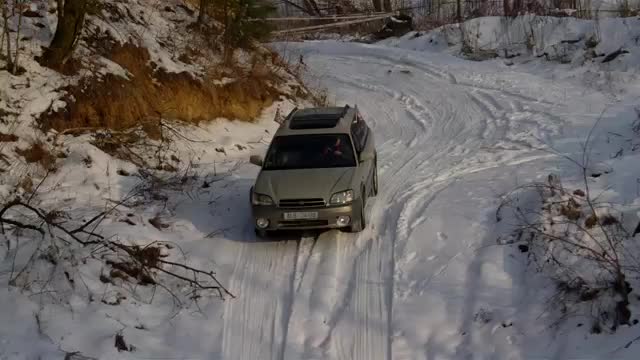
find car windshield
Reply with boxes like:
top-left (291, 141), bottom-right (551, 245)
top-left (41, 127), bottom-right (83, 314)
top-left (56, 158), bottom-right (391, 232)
top-left (263, 134), bottom-right (356, 170)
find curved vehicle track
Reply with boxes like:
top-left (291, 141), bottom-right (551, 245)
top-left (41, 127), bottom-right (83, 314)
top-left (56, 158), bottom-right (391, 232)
top-left (214, 41), bottom-right (613, 360)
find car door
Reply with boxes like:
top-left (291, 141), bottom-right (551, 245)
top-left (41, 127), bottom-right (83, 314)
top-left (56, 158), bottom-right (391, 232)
top-left (351, 111), bottom-right (375, 196)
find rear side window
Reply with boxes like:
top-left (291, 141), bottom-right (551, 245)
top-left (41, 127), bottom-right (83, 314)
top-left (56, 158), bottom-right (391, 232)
top-left (351, 112), bottom-right (369, 153)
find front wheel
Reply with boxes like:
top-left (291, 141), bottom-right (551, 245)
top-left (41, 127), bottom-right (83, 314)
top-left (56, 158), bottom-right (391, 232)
top-left (349, 192), bottom-right (366, 233)
top-left (255, 229), bottom-right (269, 238)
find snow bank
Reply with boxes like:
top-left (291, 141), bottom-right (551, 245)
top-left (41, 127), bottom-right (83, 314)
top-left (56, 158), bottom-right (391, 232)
top-left (382, 15), bottom-right (640, 68)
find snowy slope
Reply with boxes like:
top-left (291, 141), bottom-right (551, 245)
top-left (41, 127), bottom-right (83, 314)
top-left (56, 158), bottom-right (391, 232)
top-left (381, 16), bottom-right (640, 69)
top-left (2, 20), bottom-right (640, 360)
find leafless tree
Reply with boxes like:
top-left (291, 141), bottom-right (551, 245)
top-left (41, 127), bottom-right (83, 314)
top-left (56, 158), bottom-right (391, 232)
top-left (42, 0), bottom-right (88, 68)
top-left (198, 0), bottom-right (209, 24)
top-left (1, 0), bottom-right (13, 71)
top-left (303, 0), bottom-right (322, 15)
top-left (372, 0), bottom-right (383, 12)
top-left (380, 0), bottom-right (391, 12)
top-left (12, 0), bottom-right (23, 74)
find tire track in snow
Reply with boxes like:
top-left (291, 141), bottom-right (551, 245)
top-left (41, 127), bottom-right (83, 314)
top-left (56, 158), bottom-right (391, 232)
top-left (294, 236), bottom-right (319, 293)
top-left (220, 233), bottom-right (299, 360)
top-left (306, 50), bottom-right (512, 360)
top-left (396, 180), bottom-right (456, 243)
top-left (230, 42), bottom-right (574, 360)
top-left (323, 73), bottom-right (418, 146)
top-left (455, 80), bottom-right (555, 105)
top-left (324, 71), bottom-right (434, 136)
top-left (278, 239), bottom-right (301, 360)
top-left (330, 54), bottom-right (451, 82)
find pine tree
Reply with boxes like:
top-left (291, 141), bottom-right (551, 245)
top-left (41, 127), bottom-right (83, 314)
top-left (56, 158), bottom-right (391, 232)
top-left (223, 0), bottom-right (275, 51)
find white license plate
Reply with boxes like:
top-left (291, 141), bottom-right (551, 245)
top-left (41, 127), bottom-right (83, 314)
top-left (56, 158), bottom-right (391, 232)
top-left (283, 212), bottom-right (318, 220)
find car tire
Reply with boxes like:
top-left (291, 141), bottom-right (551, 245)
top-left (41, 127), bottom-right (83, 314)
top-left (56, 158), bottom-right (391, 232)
top-left (255, 229), bottom-right (268, 238)
top-left (349, 191), bottom-right (366, 233)
top-left (372, 158), bottom-right (378, 196)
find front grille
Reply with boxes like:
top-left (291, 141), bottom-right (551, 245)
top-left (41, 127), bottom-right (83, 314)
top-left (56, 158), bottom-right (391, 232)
top-left (279, 198), bottom-right (325, 208)
top-left (279, 220), bottom-right (329, 228)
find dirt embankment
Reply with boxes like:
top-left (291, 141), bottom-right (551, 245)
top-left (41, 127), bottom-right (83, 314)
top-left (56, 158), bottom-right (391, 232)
top-left (41, 41), bottom-right (282, 135)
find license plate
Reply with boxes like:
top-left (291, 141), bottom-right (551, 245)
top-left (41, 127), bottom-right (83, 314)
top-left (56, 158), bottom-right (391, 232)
top-left (283, 212), bottom-right (318, 220)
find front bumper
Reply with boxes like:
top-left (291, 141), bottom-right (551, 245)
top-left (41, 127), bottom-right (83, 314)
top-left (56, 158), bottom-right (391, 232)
top-left (252, 203), bottom-right (355, 231)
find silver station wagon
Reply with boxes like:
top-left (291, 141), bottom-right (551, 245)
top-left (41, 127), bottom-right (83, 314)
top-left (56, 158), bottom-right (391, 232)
top-left (249, 105), bottom-right (378, 237)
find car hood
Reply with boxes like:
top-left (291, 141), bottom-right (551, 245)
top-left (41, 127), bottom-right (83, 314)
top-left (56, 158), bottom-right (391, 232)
top-left (254, 167), bottom-right (356, 202)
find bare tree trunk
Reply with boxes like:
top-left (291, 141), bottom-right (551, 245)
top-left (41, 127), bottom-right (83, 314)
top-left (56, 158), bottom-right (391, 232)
top-left (198, 0), bottom-right (207, 24)
top-left (282, 0), bottom-right (315, 15)
top-left (2, 1), bottom-right (13, 71)
top-left (222, 0), bottom-right (232, 63)
top-left (383, 0), bottom-right (393, 12)
top-left (42, 0), bottom-right (87, 68)
top-left (512, 0), bottom-right (521, 15)
top-left (0, 18), bottom-right (4, 60)
top-left (1, 3), bottom-right (4, 53)
top-left (302, 0), bottom-right (321, 15)
top-left (456, 0), bottom-right (462, 20)
top-left (372, 0), bottom-right (383, 12)
top-left (503, 0), bottom-right (510, 16)
top-left (308, 0), bottom-right (322, 15)
top-left (13, 0), bottom-right (23, 74)
top-left (57, 0), bottom-right (64, 18)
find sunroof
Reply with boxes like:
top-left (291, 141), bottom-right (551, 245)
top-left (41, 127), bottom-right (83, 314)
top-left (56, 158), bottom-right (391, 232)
top-left (289, 115), bottom-right (341, 129)
top-left (288, 107), bottom-right (347, 130)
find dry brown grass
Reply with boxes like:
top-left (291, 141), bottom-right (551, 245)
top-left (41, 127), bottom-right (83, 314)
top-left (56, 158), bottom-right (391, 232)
top-left (41, 43), bottom-right (280, 134)
top-left (183, 0), bottom-right (199, 8)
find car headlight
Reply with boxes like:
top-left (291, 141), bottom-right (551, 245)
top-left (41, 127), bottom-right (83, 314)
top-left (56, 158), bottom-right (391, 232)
top-left (330, 190), bottom-right (354, 205)
top-left (251, 192), bottom-right (273, 206)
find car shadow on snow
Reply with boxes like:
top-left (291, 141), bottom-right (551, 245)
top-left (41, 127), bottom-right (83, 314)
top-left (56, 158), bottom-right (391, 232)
top-left (166, 172), bottom-right (329, 244)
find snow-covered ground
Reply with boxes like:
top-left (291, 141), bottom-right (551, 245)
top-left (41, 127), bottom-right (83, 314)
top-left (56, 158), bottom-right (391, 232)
top-left (382, 16), bottom-right (640, 67)
top-left (263, 40), bottom-right (640, 360)
top-left (2, 15), bottom-right (640, 360)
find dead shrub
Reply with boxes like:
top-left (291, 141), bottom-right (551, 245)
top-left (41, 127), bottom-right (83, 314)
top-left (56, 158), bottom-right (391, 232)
top-left (177, 52), bottom-right (193, 64)
top-left (250, 62), bottom-right (271, 79)
top-left (178, 46), bottom-right (204, 65)
top-left (498, 173), bottom-right (637, 332)
top-left (601, 214), bottom-right (619, 226)
top-left (0, 132), bottom-right (18, 142)
top-left (585, 214), bottom-right (598, 228)
top-left (560, 198), bottom-right (582, 220)
top-left (40, 43), bottom-right (281, 134)
top-left (585, 214), bottom-right (620, 229)
top-left (19, 177), bottom-right (33, 193)
top-left (15, 142), bottom-right (56, 170)
top-left (107, 259), bottom-right (156, 286)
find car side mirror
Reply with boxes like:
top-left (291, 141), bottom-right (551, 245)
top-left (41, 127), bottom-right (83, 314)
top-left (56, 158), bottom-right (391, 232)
top-left (359, 151), bottom-right (374, 163)
top-left (250, 155), bottom-right (264, 167)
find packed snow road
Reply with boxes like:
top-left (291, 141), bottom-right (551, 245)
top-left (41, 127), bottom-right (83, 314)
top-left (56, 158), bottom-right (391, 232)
top-left (209, 41), bottom-right (622, 360)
